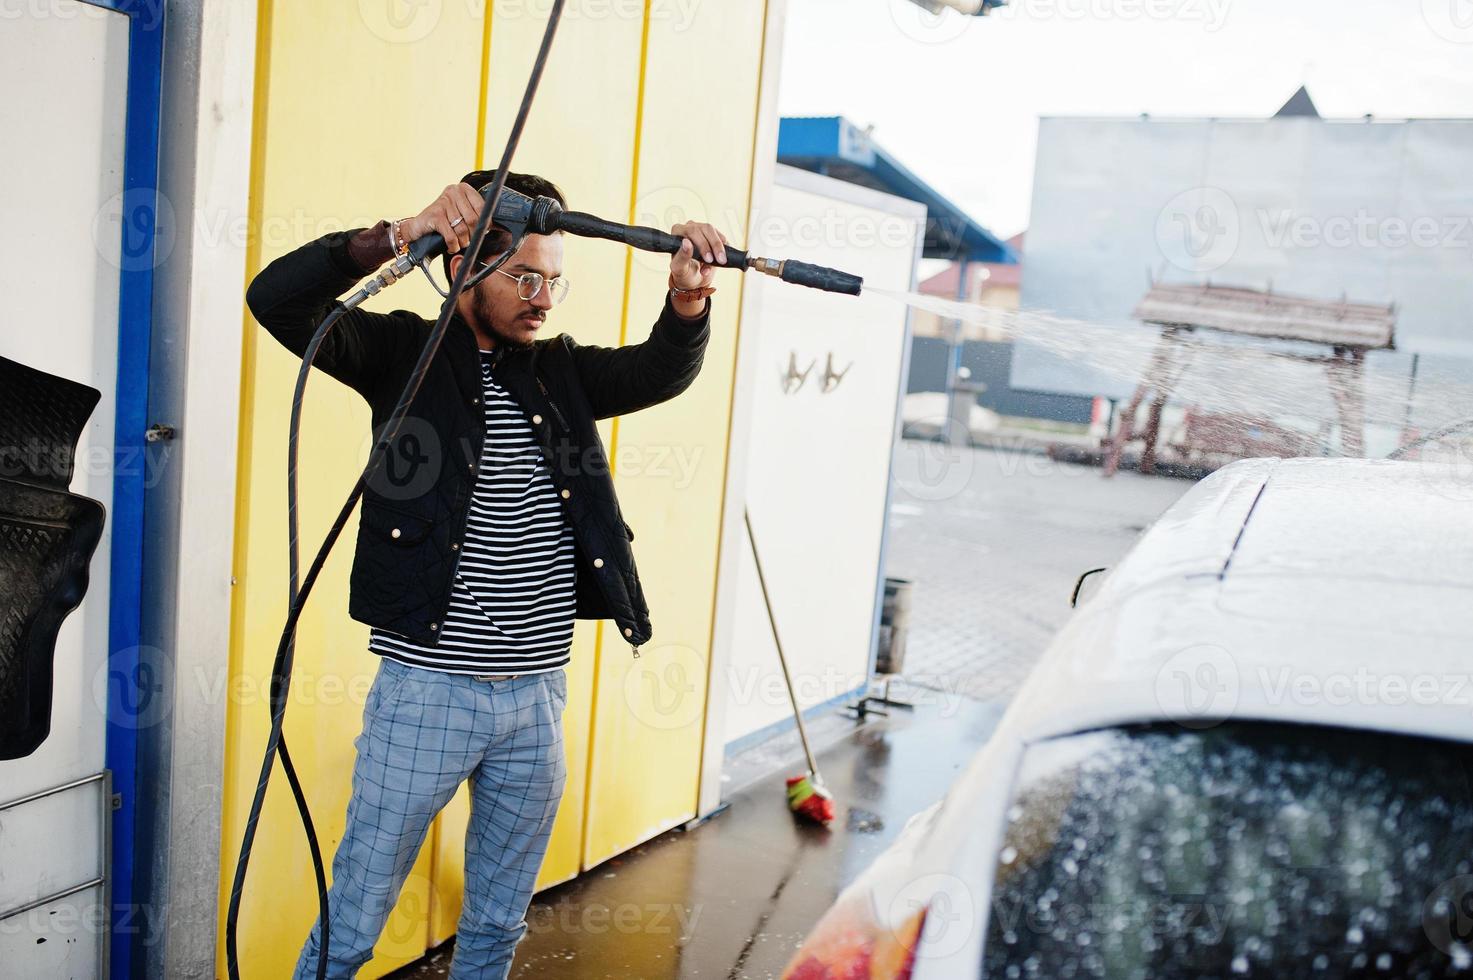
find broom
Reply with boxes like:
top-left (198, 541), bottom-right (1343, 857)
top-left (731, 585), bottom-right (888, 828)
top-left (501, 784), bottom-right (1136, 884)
top-left (745, 509), bottom-right (836, 826)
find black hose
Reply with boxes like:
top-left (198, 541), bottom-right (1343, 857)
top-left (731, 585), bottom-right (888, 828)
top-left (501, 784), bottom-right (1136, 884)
top-left (223, 3), bottom-right (567, 976)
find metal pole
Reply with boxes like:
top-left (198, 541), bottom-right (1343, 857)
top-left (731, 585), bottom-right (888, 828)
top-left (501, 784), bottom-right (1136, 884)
top-left (1402, 352), bottom-right (1421, 445)
top-left (946, 257), bottom-right (971, 445)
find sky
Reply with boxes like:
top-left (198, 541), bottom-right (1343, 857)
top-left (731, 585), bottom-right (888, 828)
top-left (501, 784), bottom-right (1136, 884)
top-left (778, 0), bottom-right (1473, 238)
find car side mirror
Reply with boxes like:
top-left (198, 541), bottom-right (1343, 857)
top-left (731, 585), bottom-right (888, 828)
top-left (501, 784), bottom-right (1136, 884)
top-left (1070, 567), bottom-right (1108, 608)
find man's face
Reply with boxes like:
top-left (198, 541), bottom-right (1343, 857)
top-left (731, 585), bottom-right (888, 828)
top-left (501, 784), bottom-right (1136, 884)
top-left (453, 232), bottom-right (565, 349)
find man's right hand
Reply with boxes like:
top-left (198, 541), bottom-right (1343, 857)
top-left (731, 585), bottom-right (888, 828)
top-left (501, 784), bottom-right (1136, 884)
top-left (399, 183), bottom-right (486, 254)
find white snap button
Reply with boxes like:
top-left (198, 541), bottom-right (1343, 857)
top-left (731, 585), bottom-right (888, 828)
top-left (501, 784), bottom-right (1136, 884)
top-left (532, 414), bottom-right (543, 425)
top-left (593, 558), bottom-right (604, 568)
top-left (390, 528), bottom-right (401, 539)
top-left (623, 627), bottom-right (633, 638)
top-left (430, 623), bottom-right (439, 631)
top-left (451, 542), bottom-right (460, 551)
top-left (560, 489), bottom-right (571, 499)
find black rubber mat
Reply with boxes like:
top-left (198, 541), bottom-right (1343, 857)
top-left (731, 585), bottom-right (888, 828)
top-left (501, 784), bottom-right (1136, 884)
top-left (0, 356), bottom-right (106, 761)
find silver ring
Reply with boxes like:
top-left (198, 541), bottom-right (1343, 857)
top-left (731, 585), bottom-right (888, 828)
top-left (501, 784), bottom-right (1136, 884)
top-left (450, 216), bottom-right (464, 228)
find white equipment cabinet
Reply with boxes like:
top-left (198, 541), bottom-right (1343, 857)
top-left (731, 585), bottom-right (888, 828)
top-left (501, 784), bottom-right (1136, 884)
top-left (722, 165), bottom-right (924, 749)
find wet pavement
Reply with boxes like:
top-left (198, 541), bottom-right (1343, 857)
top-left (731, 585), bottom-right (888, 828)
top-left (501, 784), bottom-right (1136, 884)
top-left (885, 441), bottom-right (1193, 702)
top-left (389, 695), bottom-right (1003, 979)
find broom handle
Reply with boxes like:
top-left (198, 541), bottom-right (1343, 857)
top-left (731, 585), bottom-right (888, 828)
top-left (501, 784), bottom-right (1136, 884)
top-left (744, 508), bottom-right (822, 781)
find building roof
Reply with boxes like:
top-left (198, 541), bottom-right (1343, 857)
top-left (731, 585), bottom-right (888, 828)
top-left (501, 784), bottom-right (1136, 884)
top-left (777, 116), bottom-right (1018, 265)
top-left (1134, 282), bottom-right (1396, 350)
top-left (1276, 85), bottom-right (1321, 118)
top-left (902, 0), bottom-right (1009, 12)
top-left (920, 233), bottom-right (1024, 297)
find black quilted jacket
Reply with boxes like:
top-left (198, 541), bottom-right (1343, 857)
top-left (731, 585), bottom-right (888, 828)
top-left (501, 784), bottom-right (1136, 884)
top-left (246, 229), bottom-right (710, 651)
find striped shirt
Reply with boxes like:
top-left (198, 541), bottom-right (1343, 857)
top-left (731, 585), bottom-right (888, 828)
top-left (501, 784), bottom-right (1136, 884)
top-left (369, 350), bottom-right (577, 675)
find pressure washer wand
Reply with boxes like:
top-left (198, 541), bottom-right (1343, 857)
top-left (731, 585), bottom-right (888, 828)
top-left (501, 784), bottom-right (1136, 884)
top-left (364, 184), bottom-right (866, 299)
top-left (548, 209), bottom-right (866, 296)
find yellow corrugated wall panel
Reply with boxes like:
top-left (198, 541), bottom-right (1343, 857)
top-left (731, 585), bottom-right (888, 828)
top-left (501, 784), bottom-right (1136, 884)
top-left (219, 1), bottom-right (484, 976)
top-left (582, 1), bottom-right (769, 867)
top-left (426, 0), bottom-right (648, 943)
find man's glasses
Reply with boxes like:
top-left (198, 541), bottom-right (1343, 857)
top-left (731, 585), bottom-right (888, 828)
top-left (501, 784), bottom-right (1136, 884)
top-left (496, 269), bottom-right (571, 306)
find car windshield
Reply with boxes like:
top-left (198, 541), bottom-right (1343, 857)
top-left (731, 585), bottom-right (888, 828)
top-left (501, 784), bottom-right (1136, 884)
top-left (982, 723), bottom-right (1473, 979)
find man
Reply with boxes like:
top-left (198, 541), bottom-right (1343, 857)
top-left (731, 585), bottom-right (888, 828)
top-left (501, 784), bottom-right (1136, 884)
top-left (246, 170), bottom-right (730, 979)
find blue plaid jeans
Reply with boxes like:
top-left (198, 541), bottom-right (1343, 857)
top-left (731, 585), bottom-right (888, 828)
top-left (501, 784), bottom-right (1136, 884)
top-left (294, 658), bottom-right (568, 979)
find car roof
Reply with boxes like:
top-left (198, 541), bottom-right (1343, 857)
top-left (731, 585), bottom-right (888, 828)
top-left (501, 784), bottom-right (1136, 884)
top-left (1007, 457), bottom-right (1473, 747)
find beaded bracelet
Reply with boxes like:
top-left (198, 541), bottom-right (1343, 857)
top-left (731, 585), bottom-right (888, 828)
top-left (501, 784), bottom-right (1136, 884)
top-left (389, 218), bottom-right (410, 257)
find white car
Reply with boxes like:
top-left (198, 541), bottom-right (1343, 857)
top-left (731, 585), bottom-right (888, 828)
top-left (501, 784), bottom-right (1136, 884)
top-left (783, 458), bottom-right (1473, 980)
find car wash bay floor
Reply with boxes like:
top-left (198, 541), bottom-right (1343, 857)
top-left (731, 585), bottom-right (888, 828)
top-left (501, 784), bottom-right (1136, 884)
top-left (388, 693), bottom-right (1004, 980)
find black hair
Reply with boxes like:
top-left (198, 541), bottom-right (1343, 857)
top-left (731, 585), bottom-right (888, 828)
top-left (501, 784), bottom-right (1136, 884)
top-left (442, 170), bottom-right (567, 282)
